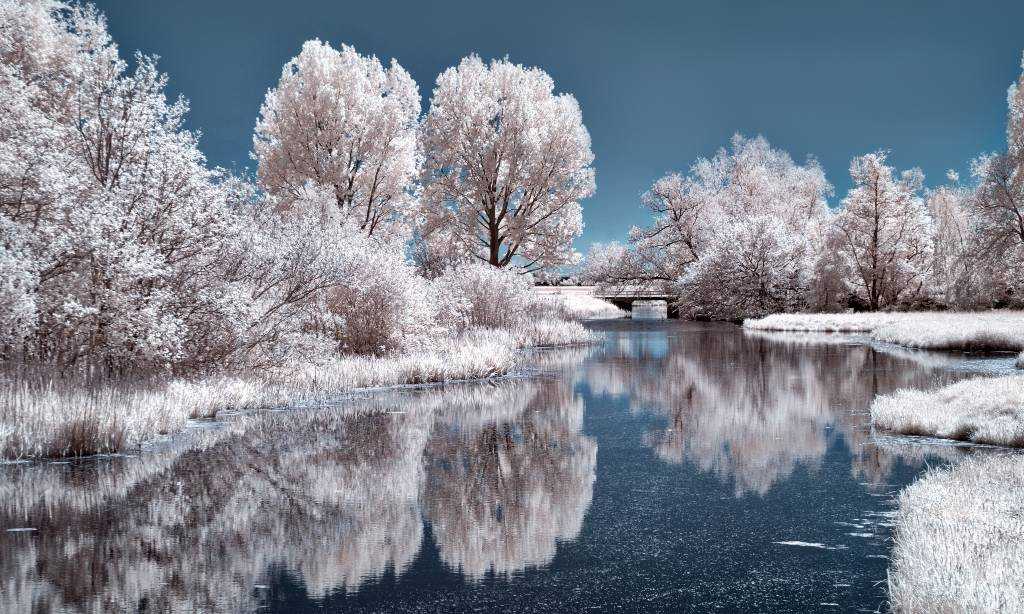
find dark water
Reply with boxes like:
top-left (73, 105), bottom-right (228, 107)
top-left (0, 321), bottom-right (1011, 613)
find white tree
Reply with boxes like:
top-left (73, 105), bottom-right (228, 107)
top-left (617, 135), bottom-right (832, 315)
top-left (969, 53), bottom-right (1024, 304)
top-left (580, 241), bottom-right (627, 285)
top-left (0, 0), bottom-right (254, 369)
top-left (419, 55), bottom-right (594, 271)
top-left (927, 176), bottom-right (987, 308)
top-left (633, 135), bottom-right (831, 282)
top-left (833, 152), bottom-right (933, 310)
top-left (676, 216), bottom-right (815, 320)
top-left (253, 40), bottom-right (421, 239)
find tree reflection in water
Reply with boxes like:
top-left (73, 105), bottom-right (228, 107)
top-left (0, 353), bottom-right (595, 612)
top-left (0, 325), bottom-right (983, 611)
top-left (423, 376), bottom-right (596, 579)
top-left (584, 322), bottom-right (968, 497)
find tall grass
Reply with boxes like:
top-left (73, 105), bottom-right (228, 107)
top-left (745, 311), bottom-right (1024, 352)
top-left (888, 453), bottom-right (1024, 613)
top-left (0, 329), bottom-right (525, 460)
top-left (870, 375), bottom-right (1024, 447)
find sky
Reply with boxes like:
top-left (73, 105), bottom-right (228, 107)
top-left (93, 0), bottom-right (1024, 252)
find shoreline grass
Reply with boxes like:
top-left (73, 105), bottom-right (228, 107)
top-left (534, 285), bottom-right (627, 320)
top-left (888, 453), bottom-right (1024, 613)
top-left (744, 311), bottom-right (1024, 353)
top-left (1, 323), bottom-right (599, 460)
top-left (870, 375), bottom-right (1024, 447)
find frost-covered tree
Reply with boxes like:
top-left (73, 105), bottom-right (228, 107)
top-left (0, 0), bottom-right (249, 368)
top-left (969, 53), bottom-right (1024, 304)
top-left (634, 134), bottom-right (831, 277)
top-left (420, 55), bottom-right (595, 271)
top-left (579, 242), bottom-right (627, 285)
top-left (676, 216), bottom-right (816, 320)
top-left (833, 152), bottom-right (933, 310)
top-left (254, 40), bottom-right (421, 239)
top-left (926, 175), bottom-right (989, 308)
top-left (616, 135), bottom-right (832, 316)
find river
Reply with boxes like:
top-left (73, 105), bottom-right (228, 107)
top-left (0, 320), bottom-right (1012, 613)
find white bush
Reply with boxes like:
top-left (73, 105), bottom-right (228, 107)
top-left (676, 216), bottom-right (814, 320)
top-left (433, 262), bottom-right (540, 331)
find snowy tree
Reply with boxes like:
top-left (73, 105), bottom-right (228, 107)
top-left (254, 40), bottom-right (421, 239)
top-left (927, 178), bottom-right (987, 308)
top-left (633, 135), bottom-right (831, 279)
top-left (618, 135), bottom-right (832, 315)
top-left (419, 55), bottom-right (594, 271)
top-left (969, 53), bottom-right (1024, 304)
top-left (676, 216), bottom-right (815, 320)
top-left (0, 0), bottom-right (251, 368)
top-left (579, 242), bottom-right (627, 285)
top-left (833, 152), bottom-right (933, 310)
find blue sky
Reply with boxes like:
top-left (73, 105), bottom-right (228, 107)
top-left (93, 0), bottom-right (1024, 251)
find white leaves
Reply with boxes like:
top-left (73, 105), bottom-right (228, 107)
top-left (254, 40), bottom-right (421, 240)
top-left (419, 56), bottom-right (594, 270)
top-left (0, 0), bottom-right (247, 367)
top-left (834, 151), bottom-right (933, 309)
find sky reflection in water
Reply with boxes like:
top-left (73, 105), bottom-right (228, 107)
top-left (0, 321), bottom-right (1000, 612)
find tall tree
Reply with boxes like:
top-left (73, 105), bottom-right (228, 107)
top-left (969, 53), bottom-right (1024, 303)
top-left (419, 55), bottom-right (595, 271)
top-left (927, 174), bottom-right (986, 307)
top-left (612, 135), bottom-right (833, 314)
top-left (0, 0), bottom-right (248, 368)
top-left (833, 152), bottom-right (933, 310)
top-left (253, 40), bottom-right (420, 239)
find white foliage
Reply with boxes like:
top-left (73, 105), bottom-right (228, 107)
top-left (624, 135), bottom-right (833, 317)
top-left (420, 55), bottom-right (594, 270)
top-left (968, 53), bottom-right (1024, 305)
top-left (253, 40), bottom-right (421, 240)
top-left (832, 152), bottom-right (933, 310)
top-left (676, 215), bottom-right (814, 320)
top-left (433, 262), bottom-right (540, 331)
top-left (0, 0), bottom-right (246, 368)
top-left (579, 241), bottom-right (627, 285)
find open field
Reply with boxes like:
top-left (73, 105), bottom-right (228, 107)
top-left (888, 453), bottom-right (1024, 613)
top-left (744, 311), bottom-right (1024, 352)
top-left (0, 324), bottom-right (598, 460)
top-left (534, 286), bottom-right (627, 320)
top-left (871, 375), bottom-right (1024, 447)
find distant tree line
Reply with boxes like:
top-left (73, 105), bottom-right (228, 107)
top-left (583, 65), bottom-right (1024, 319)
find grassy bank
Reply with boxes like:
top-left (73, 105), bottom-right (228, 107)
top-left (1, 322), bottom-right (599, 460)
top-left (744, 311), bottom-right (1024, 352)
top-left (888, 453), bottom-right (1024, 613)
top-left (534, 286), bottom-right (627, 319)
top-left (870, 375), bottom-right (1024, 447)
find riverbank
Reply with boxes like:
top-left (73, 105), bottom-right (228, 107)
top-left (744, 311), bottom-right (1024, 352)
top-left (871, 375), bottom-right (1024, 447)
top-left (535, 285), bottom-right (628, 319)
top-left (1, 320), bottom-right (601, 460)
top-left (888, 453), bottom-right (1024, 612)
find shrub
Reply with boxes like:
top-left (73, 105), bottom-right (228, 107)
top-left (433, 263), bottom-right (538, 332)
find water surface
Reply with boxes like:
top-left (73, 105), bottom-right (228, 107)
top-left (1, 321), bottom-right (1008, 612)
